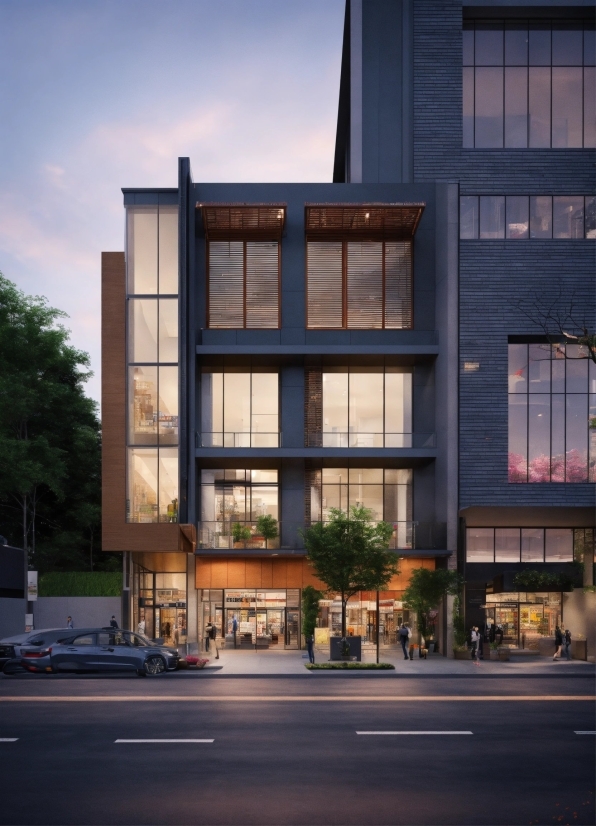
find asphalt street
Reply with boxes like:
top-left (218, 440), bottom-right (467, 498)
top-left (0, 671), bottom-right (594, 826)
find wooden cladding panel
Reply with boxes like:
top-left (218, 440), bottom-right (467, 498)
top-left (245, 243), bottom-right (280, 328)
top-left (305, 242), bottom-right (343, 329)
top-left (304, 370), bottom-right (322, 448)
top-left (346, 242), bottom-right (383, 329)
top-left (200, 204), bottom-right (286, 241)
top-left (305, 204), bottom-right (424, 239)
top-left (385, 242), bottom-right (413, 329)
top-left (207, 242), bottom-right (244, 328)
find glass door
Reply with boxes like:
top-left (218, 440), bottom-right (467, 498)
top-left (495, 605), bottom-right (518, 645)
top-left (285, 610), bottom-right (299, 648)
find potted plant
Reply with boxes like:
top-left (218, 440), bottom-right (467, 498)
top-left (489, 642), bottom-right (500, 660)
top-left (339, 637), bottom-right (352, 661)
top-left (256, 514), bottom-right (278, 549)
top-left (232, 522), bottom-right (252, 548)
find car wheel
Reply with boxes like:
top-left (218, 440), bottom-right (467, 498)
top-left (144, 655), bottom-right (166, 676)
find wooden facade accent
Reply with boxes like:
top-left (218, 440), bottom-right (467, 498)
top-left (101, 250), bottom-right (182, 554)
top-left (199, 204), bottom-right (286, 240)
top-left (304, 203), bottom-right (424, 240)
top-left (195, 556), bottom-right (434, 591)
top-left (304, 369), bottom-right (322, 447)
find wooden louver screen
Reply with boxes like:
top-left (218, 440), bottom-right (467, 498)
top-left (208, 241), bottom-right (279, 329)
top-left (306, 241), bottom-right (412, 329)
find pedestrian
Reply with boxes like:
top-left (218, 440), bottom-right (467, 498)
top-left (495, 625), bottom-right (503, 646)
top-left (205, 620), bottom-right (213, 652)
top-left (406, 623), bottom-right (413, 659)
top-left (306, 634), bottom-right (315, 664)
top-left (470, 626), bottom-right (480, 664)
top-left (66, 616), bottom-right (74, 629)
top-left (110, 615), bottom-right (118, 629)
top-left (209, 620), bottom-right (219, 660)
top-left (478, 624), bottom-right (485, 660)
top-left (232, 615), bottom-right (238, 649)
top-left (564, 628), bottom-right (572, 661)
top-left (553, 625), bottom-right (563, 660)
top-left (398, 623), bottom-right (409, 660)
top-left (137, 619), bottom-right (146, 636)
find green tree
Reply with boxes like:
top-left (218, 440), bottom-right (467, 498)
top-left (256, 514), bottom-right (278, 549)
top-left (232, 522), bottom-right (251, 545)
top-left (301, 584), bottom-right (324, 639)
top-left (0, 273), bottom-right (111, 572)
top-left (402, 568), bottom-right (462, 644)
top-left (302, 505), bottom-right (397, 637)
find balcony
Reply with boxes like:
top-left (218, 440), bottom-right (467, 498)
top-left (196, 521), bottom-right (447, 553)
top-left (306, 432), bottom-right (436, 448)
top-left (197, 432), bottom-right (281, 448)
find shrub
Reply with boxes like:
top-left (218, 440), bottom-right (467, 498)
top-left (38, 571), bottom-right (122, 597)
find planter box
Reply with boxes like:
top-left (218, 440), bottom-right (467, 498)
top-left (453, 649), bottom-right (470, 660)
top-left (489, 649), bottom-right (500, 660)
top-left (498, 648), bottom-right (510, 661)
top-left (330, 636), bottom-right (362, 662)
top-left (571, 640), bottom-right (587, 661)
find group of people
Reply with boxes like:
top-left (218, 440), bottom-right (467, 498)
top-left (553, 626), bottom-right (573, 660)
top-left (65, 615), bottom-right (118, 629)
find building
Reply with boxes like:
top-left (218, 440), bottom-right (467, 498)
top-left (102, 0), bottom-right (595, 656)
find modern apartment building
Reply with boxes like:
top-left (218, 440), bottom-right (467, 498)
top-left (102, 0), bottom-right (595, 656)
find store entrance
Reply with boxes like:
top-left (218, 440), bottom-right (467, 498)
top-left (200, 589), bottom-right (300, 650)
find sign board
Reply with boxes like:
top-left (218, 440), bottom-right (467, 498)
top-left (314, 627), bottom-right (330, 645)
top-left (25, 614), bottom-right (34, 632)
top-left (27, 571), bottom-right (38, 601)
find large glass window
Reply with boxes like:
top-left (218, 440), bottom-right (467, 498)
top-left (126, 205), bottom-right (179, 523)
top-left (306, 241), bottom-right (412, 329)
top-left (207, 241), bottom-right (279, 329)
top-left (199, 469), bottom-right (279, 550)
top-left (463, 19), bottom-right (595, 148)
top-left (508, 343), bottom-right (596, 483)
top-left (460, 195), bottom-right (594, 239)
top-left (308, 467), bottom-right (412, 549)
top-left (321, 368), bottom-right (412, 448)
top-left (466, 527), bottom-right (576, 562)
top-left (200, 370), bottom-right (279, 447)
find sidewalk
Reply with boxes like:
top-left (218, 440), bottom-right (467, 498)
top-left (198, 646), bottom-right (595, 676)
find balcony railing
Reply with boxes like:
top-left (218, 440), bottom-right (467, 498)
top-left (196, 521), bottom-right (447, 552)
top-left (306, 432), bottom-right (436, 448)
top-left (197, 432), bottom-right (281, 448)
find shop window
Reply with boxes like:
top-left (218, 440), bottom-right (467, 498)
top-left (508, 343), bottom-right (596, 483)
top-left (466, 527), bottom-right (575, 562)
top-left (200, 370), bottom-right (279, 447)
top-left (463, 19), bottom-right (595, 149)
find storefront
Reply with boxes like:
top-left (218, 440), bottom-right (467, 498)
top-left (132, 564), bottom-right (187, 646)
top-left (483, 592), bottom-right (562, 648)
top-left (315, 591), bottom-right (410, 647)
top-left (199, 589), bottom-right (301, 649)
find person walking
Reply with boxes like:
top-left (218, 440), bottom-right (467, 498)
top-left (205, 620), bottom-right (213, 652)
top-left (564, 628), bottom-right (572, 661)
top-left (137, 619), bottom-right (146, 636)
top-left (66, 616), bottom-right (74, 629)
top-left (209, 621), bottom-right (219, 660)
top-left (232, 615), bottom-right (238, 649)
top-left (406, 623), bottom-right (413, 659)
top-left (110, 616), bottom-right (118, 629)
top-left (398, 624), bottom-right (409, 660)
top-left (306, 634), bottom-right (315, 664)
top-left (470, 627), bottom-right (480, 665)
top-left (553, 625), bottom-right (563, 660)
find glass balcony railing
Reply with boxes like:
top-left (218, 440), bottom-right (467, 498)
top-left (306, 432), bottom-right (436, 448)
top-left (196, 521), bottom-right (447, 552)
top-left (197, 432), bottom-right (281, 448)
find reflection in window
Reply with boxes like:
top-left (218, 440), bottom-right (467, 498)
top-left (309, 468), bottom-right (412, 549)
top-left (321, 369), bottom-right (412, 448)
top-left (127, 206), bottom-right (178, 295)
top-left (200, 371), bottom-right (279, 447)
top-left (127, 448), bottom-right (179, 523)
top-left (129, 366), bottom-right (179, 446)
top-left (508, 343), bottom-right (596, 483)
top-left (460, 196), bottom-right (594, 240)
top-left (466, 527), bottom-right (575, 562)
top-left (463, 19), bottom-right (595, 148)
top-left (506, 196), bottom-right (529, 239)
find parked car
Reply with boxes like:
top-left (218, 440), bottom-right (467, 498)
top-left (17, 629), bottom-right (180, 676)
top-left (0, 628), bottom-right (75, 673)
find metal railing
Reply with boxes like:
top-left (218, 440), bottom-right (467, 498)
top-left (306, 432), bottom-right (436, 448)
top-left (197, 432), bottom-right (281, 448)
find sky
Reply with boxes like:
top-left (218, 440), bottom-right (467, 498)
top-left (0, 0), bottom-right (345, 407)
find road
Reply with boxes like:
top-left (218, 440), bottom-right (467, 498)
top-left (0, 670), bottom-right (594, 826)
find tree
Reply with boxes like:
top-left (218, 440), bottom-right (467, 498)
top-left (301, 584), bottom-right (324, 639)
top-left (302, 505), bottom-right (397, 637)
top-left (0, 273), bottom-right (112, 572)
top-left (231, 522), bottom-right (251, 546)
top-left (256, 514), bottom-right (278, 549)
top-left (514, 289), bottom-right (596, 365)
top-left (402, 568), bottom-right (462, 644)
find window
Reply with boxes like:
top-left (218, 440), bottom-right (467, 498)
top-left (463, 19), bottom-right (595, 148)
top-left (308, 467), bottom-right (413, 549)
top-left (207, 241), bottom-right (280, 329)
top-left (306, 241), bottom-right (412, 329)
top-left (71, 635), bottom-right (95, 646)
top-left (460, 195), bottom-right (595, 239)
top-left (199, 469), bottom-right (279, 550)
top-left (508, 343), bottom-right (596, 483)
top-left (200, 370), bottom-right (279, 447)
top-left (466, 527), bottom-right (576, 562)
top-left (126, 205), bottom-right (179, 523)
top-left (319, 368), bottom-right (412, 448)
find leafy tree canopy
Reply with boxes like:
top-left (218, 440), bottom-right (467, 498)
top-left (402, 567), bottom-right (462, 642)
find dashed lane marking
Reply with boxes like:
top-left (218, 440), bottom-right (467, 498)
top-left (357, 731), bottom-right (473, 735)
top-left (115, 739), bottom-right (214, 743)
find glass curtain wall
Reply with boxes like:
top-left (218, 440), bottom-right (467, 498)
top-left (508, 343), bottom-right (596, 482)
top-left (199, 469), bottom-right (279, 549)
top-left (200, 370), bottom-right (279, 447)
top-left (463, 19), bottom-right (595, 148)
top-left (322, 368), bottom-right (413, 447)
top-left (309, 467), bottom-right (413, 549)
top-left (466, 527), bottom-right (576, 562)
top-left (126, 206), bottom-right (179, 522)
top-left (460, 195), bottom-right (595, 239)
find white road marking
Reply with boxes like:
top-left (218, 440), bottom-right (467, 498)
top-left (115, 738), bottom-right (214, 743)
top-left (356, 731), bottom-right (473, 735)
top-left (0, 738), bottom-right (18, 742)
top-left (574, 731), bottom-right (596, 735)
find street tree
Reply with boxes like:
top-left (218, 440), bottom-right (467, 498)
top-left (401, 567), bottom-right (463, 645)
top-left (302, 505), bottom-right (397, 637)
top-left (301, 584), bottom-right (324, 639)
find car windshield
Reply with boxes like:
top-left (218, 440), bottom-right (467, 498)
top-left (124, 632), bottom-right (150, 647)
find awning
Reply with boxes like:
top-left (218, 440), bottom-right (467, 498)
top-left (305, 203), bottom-right (425, 239)
top-left (198, 204), bottom-right (286, 241)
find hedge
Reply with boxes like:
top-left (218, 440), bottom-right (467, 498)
top-left (38, 572), bottom-right (122, 597)
top-left (306, 662), bottom-right (395, 670)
